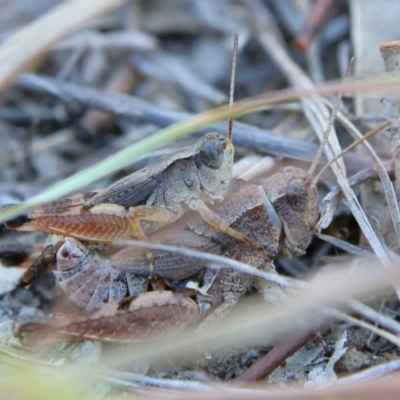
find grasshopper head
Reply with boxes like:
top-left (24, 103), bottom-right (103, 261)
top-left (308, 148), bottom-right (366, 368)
top-left (194, 131), bottom-right (234, 201)
top-left (262, 166), bottom-right (319, 257)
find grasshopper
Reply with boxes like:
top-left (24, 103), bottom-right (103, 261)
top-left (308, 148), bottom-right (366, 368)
top-left (13, 164), bottom-right (319, 341)
top-left (4, 33), bottom-right (261, 276)
top-left (13, 112), bottom-right (384, 341)
top-left (13, 291), bottom-right (198, 343)
top-left (12, 56), bottom-right (382, 342)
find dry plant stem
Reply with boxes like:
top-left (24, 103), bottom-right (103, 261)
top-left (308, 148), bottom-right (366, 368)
top-left (102, 373), bottom-right (277, 397)
top-left (316, 233), bottom-right (376, 259)
top-left (102, 379), bottom-right (400, 399)
top-left (323, 105), bottom-right (400, 249)
top-left (293, 0), bottom-right (336, 51)
top-left (248, 0), bottom-right (390, 265)
top-left (311, 121), bottom-right (391, 185)
top-left (366, 300), bottom-right (386, 348)
top-left (380, 41), bottom-right (400, 196)
top-left (326, 308), bottom-right (400, 347)
top-left (6, 352), bottom-right (400, 400)
top-left (332, 359), bottom-right (400, 387)
top-left (233, 317), bottom-right (329, 383)
top-left (228, 32), bottom-right (239, 139)
top-left (319, 159), bottom-right (394, 229)
top-left (0, 0), bottom-right (128, 94)
top-left (347, 299), bottom-right (400, 335)
top-left (308, 57), bottom-right (353, 176)
top-left (322, 160), bottom-right (393, 203)
top-left (102, 370), bottom-right (212, 392)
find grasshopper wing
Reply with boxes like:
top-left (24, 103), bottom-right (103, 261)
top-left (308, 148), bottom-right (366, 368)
top-left (109, 230), bottom-right (222, 281)
top-left (84, 142), bottom-right (201, 209)
top-left (84, 168), bottom-right (158, 208)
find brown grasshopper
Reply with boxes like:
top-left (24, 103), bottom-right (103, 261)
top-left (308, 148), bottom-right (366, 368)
top-left (12, 56), bottom-right (382, 342)
top-left (13, 165), bottom-right (318, 341)
top-left (13, 117), bottom-right (383, 341)
top-left (4, 131), bottom-right (234, 243)
top-left (13, 291), bottom-right (198, 343)
top-left (3, 33), bottom-right (261, 276)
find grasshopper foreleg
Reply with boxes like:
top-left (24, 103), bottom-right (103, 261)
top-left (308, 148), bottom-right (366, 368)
top-left (196, 267), bottom-right (251, 329)
top-left (199, 298), bottom-right (238, 328)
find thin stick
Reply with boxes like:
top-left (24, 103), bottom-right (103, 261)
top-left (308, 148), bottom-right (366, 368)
top-left (308, 58), bottom-right (354, 176)
top-left (227, 32), bottom-right (239, 144)
top-left (233, 317), bottom-right (329, 382)
top-left (312, 121), bottom-right (392, 185)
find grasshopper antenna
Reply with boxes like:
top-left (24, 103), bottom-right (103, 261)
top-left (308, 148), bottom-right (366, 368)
top-left (311, 121), bottom-right (392, 186)
top-left (308, 58), bottom-right (355, 179)
top-left (227, 31), bottom-right (239, 148)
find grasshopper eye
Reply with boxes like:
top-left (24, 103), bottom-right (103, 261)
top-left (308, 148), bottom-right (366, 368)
top-left (286, 179), bottom-right (308, 212)
top-left (198, 139), bottom-right (225, 170)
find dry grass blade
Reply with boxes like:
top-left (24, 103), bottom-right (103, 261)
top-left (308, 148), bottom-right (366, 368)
top-left (247, 0), bottom-right (390, 264)
top-left (315, 233), bottom-right (376, 259)
top-left (347, 299), bottom-right (400, 335)
top-left (332, 360), bottom-right (400, 387)
top-left (332, 110), bottom-right (400, 250)
top-left (311, 122), bottom-right (391, 185)
top-left (97, 259), bottom-right (400, 370)
top-left (118, 376), bottom-right (400, 399)
top-left (326, 308), bottom-right (400, 347)
top-left (113, 240), bottom-right (307, 290)
top-left (318, 159), bottom-right (394, 230)
top-left (308, 58), bottom-right (354, 176)
top-left (0, 349), bottom-right (97, 400)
